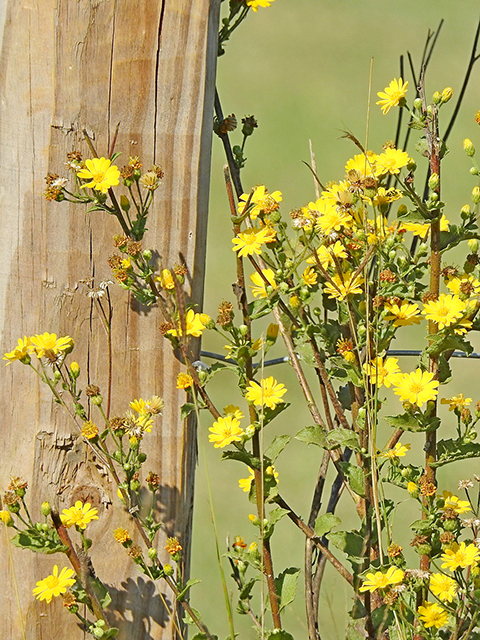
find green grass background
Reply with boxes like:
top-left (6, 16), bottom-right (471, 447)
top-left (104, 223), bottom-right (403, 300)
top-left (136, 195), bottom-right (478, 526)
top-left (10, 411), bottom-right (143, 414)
top-left (191, 2), bottom-right (480, 639)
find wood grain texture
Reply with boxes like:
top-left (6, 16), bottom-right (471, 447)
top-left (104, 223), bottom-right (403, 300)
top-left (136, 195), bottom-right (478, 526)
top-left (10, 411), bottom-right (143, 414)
top-left (0, 1), bottom-right (220, 638)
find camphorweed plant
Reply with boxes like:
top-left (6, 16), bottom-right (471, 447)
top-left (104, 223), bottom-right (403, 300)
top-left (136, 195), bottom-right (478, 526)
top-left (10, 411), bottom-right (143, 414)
top-left (4, 2), bottom-right (480, 640)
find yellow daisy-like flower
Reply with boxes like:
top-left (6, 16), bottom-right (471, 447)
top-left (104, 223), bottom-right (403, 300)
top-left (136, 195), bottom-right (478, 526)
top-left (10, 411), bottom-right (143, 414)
top-left (232, 227), bottom-right (270, 258)
top-left (441, 491), bottom-right (471, 515)
top-left (238, 185), bottom-right (282, 219)
top-left (375, 148), bottom-right (410, 175)
top-left (363, 356), bottom-right (401, 388)
top-left (245, 376), bottom-right (287, 410)
top-left (3, 336), bottom-right (32, 364)
top-left (379, 442), bottom-right (411, 460)
top-left (384, 301), bottom-right (421, 327)
top-left (324, 272), bottom-right (364, 301)
top-left (441, 394), bottom-right (472, 412)
top-left (60, 500), bottom-right (99, 530)
top-left (167, 309), bottom-right (208, 338)
top-left (208, 415), bottom-right (244, 448)
top-left (373, 187), bottom-right (403, 207)
top-left (113, 527), bottom-right (131, 543)
top-left (417, 601), bottom-right (449, 629)
top-left (33, 565), bottom-right (76, 604)
top-left (345, 151), bottom-right (378, 177)
top-left (446, 274), bottom-right (480, 297)
top-left (393, 369), bottom-right (439, 408)
top-left (224, 405), bottom-right (244, 420)
top-left (77, 157), bottom-right (120, 194)
top-left (441, 541), bottom-right (480, 571)
top-left (155, 269), bottom-right (175, 290)
top-left (302, 266), bottom-right (318, 287)
top-left (176, 373), bottom-right (193, 389)
top-left (336, 338), bottom-right (356, 363)
top-left (0, 510), bottom-right (12, 525)
top-left (422, 294), bottom-right (466, 330)
top-left (401, 214), bottom-right (450, 240)
top-left (246, 0), bottom-right (275, 10)
top-left (316, 208), bottom-right (353, 235)
top-left (307, 241), bottom-right (348, 269)
top-left (249, 268), bottom-right (277, 298)
top-left (376, 78), bottom-right (409, 115)
top-left (81, 421), bottom-right (99, 440)
top-left (30, 333), bottom-right (74, 360)
top-left (129, 398), bottom-right (147, 414)
top-left (359, 566), bottom-right (404, 592)
top-left (239, 467), bottom-right (255, 492)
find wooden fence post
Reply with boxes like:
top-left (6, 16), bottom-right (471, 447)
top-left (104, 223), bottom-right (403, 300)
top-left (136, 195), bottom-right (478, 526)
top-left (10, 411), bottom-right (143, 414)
top-left (0, 1), bottom-right (220, 638)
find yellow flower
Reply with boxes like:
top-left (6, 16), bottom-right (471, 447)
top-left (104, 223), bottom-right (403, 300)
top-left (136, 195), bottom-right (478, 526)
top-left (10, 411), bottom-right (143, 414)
top-left (379, 442), bottom-right (411, 460)
top-left (363, 356), bottom-right (401, 388)
top-left (359, 566), bottom-right (404, 592)
top-left (302, 266), bottom-right (318, 287)
top-left (3, 336), bottom-right (32, 364)
top-left (316, 208), bottom-right (353, 235)
top-left (401, 214), bottom-right (450, 240)
top-left (0, 510), bottom-right (12, 525)
top-left (81, 421), bottom-right (98, 440)
top-left (232, 227), bottom-right (270, 258)
top-left (238, 185), bottom-right (282, 219)
top-left (441, 541), bottom-right (480, 571)
top-left (145, 395), bottom-right (164, 414)
top-left (266, 323), bottom-right (279, 341)
top-left (324, 272), bottom-right (363, 301)
top-left (345, 152), bottom-right (378, 177)
top-left (393, 369), bottom-right (439, 408)
top-left (376, 78), bottom-right (409, 115)
top-left (375, 148), bottom-right (410, 175)
top-left (417, 601), bottom-right (449, 629)
top-left (224, 405), bottom-right (244, 420)
top-left (249, 268), bottom-right (277, 298)
top-left (208, 415), bottom-right (244, 448)
top-left (165, 537), bottom-right (182, 555)
top-left (441, 491), bottom-right (471, 515)
top-left (77, 157), bottom-right (120, 193)
top-left (167, 309), bottom-right (208, 338)
top-left (239, 468), bottom-right (255, 492)
top-left (30, 333), bottom-right (74, 360)
top-left (441, 394), bottom-right (471, 412)
top-left (156, 269), bottom-right (175, 290)
top-left (245, 376), bottom-right (287, 410)
top-left (407, 481), bottom-right (419, 497)
top-left (246, 0), bottom-right (275, 10)
top-left (60, 500), bottom-right (99, 530)
top-left (113, 527), bottom-right (131, 544)
top-left (33, 565), bottom-right (76, 604)
top-left (373, 187), bottom-right (403, 207)
top-left (307, 241), bottom-right (348, 269)
top-left (177, 372), bottom-right (194, 389)
top-left (446, 274), bottom-right (480, 297)
top-left (422, 294), bottom-right (466, 330)
top-left (129, 398), bottom-right (147, 414)
top-left (384, 301), bottom-right (421, 327)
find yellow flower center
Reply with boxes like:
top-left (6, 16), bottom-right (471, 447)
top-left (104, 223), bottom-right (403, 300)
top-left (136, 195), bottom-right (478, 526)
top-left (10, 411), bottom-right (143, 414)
top-left (410, 382), bottom-right (424, 394)
top-left (243, 234), bottom-right (257, 245)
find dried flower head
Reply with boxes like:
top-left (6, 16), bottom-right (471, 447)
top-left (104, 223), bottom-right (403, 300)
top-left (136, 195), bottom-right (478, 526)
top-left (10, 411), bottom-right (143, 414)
top-left (85, 385), bottom-right (101, 397)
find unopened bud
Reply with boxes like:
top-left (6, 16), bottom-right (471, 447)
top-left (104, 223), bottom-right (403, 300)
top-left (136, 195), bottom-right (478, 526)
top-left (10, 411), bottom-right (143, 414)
top-left (69, 361), bottom-right (80, 378)
top-left (441, 87), bottom-right (453, 103)
top-left (266, 323), bottom-right (279, 343)
top-left (142, 249), bottom-right (152, 261)
top-left (468, 238), bottom-right (479, 253)
top-left (120, 195), bottom-right (130, 212)
top-left (163, 563), bottom-right (174, 576)
top-left (472, 186), bottom-right (480, 205)
top-left (413, 98), bottom-right (423, 111)
top-left (41, 501), bottom-right (51, 517)
top-left (428, 173), bottom-right (439, 191)
top-left (464, 138), bottom-right (476, 157)
top-left (432, 91), bottom-right (442, 105)
top-left (238, 324), bottom-right (248, 337)
top-left (148, 547), bottom-right (157, 560)
top-left (91, 394), bottom-right (103, 406)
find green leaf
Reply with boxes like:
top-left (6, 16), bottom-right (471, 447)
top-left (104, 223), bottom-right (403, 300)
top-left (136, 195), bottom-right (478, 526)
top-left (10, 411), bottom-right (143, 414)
top-left (239, 577), bottom-right (258, 601)
top-left (293, 333), bottom-right (316, 367)
top-left (265, 631), bottom-right (295, 640)
top-left (180, 403), bottom-right (196, 420)
top-left (264, 435), bottom-right (291, 462)
top-left (248, 298), bottom-right (274, 321)
top-left (262, 402), bottom-right (290, 427)
top-left (426, 332), bottom-right (473, 358)
top-left (384, 412), bottom-right (440, 433)
top-left (274, 567), bottom-right (300, 613)
top-left (221, 449), bottom-right (259, 468)
top-left (327, 530), bottom-right (365, 562)
top-left (314, 513), bottom-right (341, 538)
top-left (295, 425), bottom-right (327, 448)
top-left (264, 506), bottom-right (289, 538)
top-left (177, 578), bottom-right (202, 602)
top-left (90, 576), bottom-right (112, 609)
top-left (432, 439), bottom-right (480, 468)
top-left (327, 428), bottom-right (361, 452)
top-left (11, 531), bottom-right (68, 555)
top-left (338, 461), bottom-right (365, 497)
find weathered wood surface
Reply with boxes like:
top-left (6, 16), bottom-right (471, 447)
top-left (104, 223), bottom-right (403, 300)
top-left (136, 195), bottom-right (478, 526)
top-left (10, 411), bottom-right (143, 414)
top-left (0, 1), bottom-right (220, 638)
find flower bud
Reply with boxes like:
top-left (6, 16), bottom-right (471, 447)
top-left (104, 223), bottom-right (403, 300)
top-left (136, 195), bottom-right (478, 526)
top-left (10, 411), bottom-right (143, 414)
top-left (142, 249), bottom-right (152, 261)
top-left (200, 314), bottom-right (214, 330)
top-left (130, 480), bottom-right (141, 492)
top-left (472, 186), bottom-right (480, 205)
top-left (278, 282), bottom-right (289, 294)
top-left (91, 394), bottom-right (103, 406)
top-left (428, 172), bottom-right (439, 191)
top-left (432, 91), bottom-right (442, 105)
top-left (464, 138), bottom-right (476, 157)
top-left (138, 452), bottom-right (147, 463)
top-left (238, 324), bottom-right (248, 337)
top-left (413, 97), bottom-right (423, 111)
top-left (41, 501), bottom-right (52, 516)
top-left (0, 510), bottom-right (13, 526)
top-left (148, 547), bottom-right (157, 560)
top-left (163, 563), bottom-right (174, 576)
top-left (441, 87), bottom-right (453, 103)
top-left (244, 424), bottom-right (256, 439)
top-left (397, 204), bottom-right (408, 217)
top-left (120, 195), bottom-right (130, 212)
top-left (266, 323), bottom-right (279, 344)
top-left (69, 361), bottom-right (80, 378)
top-left (470, 167), bottom-right (480, 176)
top-left (468, 238), bottom-right (479, 253)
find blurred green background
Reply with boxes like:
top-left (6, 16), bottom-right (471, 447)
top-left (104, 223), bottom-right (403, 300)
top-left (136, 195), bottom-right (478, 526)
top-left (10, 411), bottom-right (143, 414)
top-left (191, 2), bottom-right (480, 638)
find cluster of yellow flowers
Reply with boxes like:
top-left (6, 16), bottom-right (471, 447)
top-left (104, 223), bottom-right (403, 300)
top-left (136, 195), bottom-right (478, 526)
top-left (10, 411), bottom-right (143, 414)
top-left (3, 333), bottom-right (74, 365)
